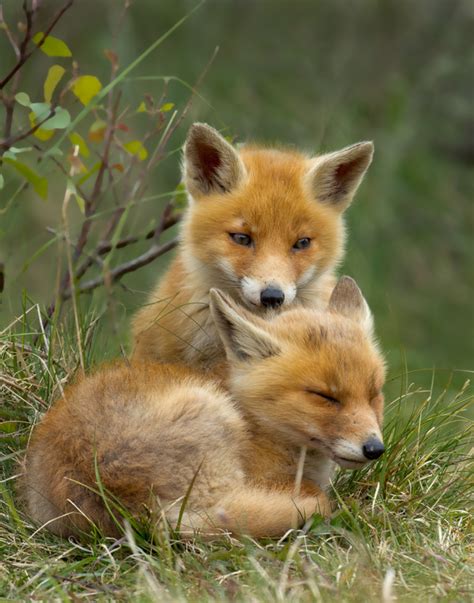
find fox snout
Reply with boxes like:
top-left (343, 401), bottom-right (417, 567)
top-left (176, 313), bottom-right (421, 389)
top-left (362, 437), bottom-right (385, 460)
top-left (241, 277), bottom-right (296, 309)
top-left (260, 287), bottom-right (285, 309)
top-left (332, 434), bottom-right (385, 469)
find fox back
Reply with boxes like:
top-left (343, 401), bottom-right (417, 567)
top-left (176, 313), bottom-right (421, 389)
top-left (132, 124), bottom-right (374, 368)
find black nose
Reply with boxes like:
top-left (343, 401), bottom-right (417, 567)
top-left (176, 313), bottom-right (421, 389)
top-left (260, 287), bottom-right (285, 308)
top-left (362, 438), bottom-right (385, 460)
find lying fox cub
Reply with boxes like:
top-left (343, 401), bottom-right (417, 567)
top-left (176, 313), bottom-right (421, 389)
top-left (132, 123), bottom-right (374, 369)
top-left (24, 277), bottom-right (385, 539)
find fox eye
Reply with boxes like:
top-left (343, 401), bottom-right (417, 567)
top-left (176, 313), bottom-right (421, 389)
top-left (293, 237), bottom-right (311, 250)
top-left (306, 389), bottom-right (341, 405)
top-left (229, 233), bottom-right (253, 247)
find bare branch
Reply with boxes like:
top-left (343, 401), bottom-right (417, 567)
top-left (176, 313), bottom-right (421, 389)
top-left (62, 237), bottom-right (179, 299)
top-left (0, 0), bottom-right (74, 90)
top-left (0, 108), bottom-right (56, 150)
top-left (0, 5), bottom-right (21, 60)
top-left (73, 209), bottom-right (180, 282)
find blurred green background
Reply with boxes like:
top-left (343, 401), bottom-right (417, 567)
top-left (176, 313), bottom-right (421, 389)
top-left (1, 0), bottom-right (473, 383)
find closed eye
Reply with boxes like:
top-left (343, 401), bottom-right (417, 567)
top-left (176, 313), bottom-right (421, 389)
top-left (306, 389), bottom-right (341, 405)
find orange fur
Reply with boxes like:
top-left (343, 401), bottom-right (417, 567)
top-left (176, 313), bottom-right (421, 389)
top-left (132, 123), bottom-right (373, 370)
top-left (23, 278), bottom-right (385, 540)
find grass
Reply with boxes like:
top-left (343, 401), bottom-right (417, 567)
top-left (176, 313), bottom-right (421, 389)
top-left (1, 304), bottom-right (473, 601)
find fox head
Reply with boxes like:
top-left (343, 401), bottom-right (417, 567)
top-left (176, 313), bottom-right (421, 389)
top-left (182, 123), bottom-right (373, 311)
top-left (209, 277), bottom-right (386, 468)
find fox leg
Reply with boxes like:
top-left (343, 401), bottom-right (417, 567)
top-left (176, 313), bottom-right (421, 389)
top-left (169, 486), bottom-right (331, 539)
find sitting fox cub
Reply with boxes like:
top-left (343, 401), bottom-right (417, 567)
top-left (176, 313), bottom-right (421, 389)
top-left (24, 277), bottom-right (385, 539)
top-left (132, 124), bottom-right (374, 369)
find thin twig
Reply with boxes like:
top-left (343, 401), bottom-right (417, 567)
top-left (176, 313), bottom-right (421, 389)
top-left (62, 146), bottom-right (85, 373)
top-left (148, 46), bottom-right (219, 172)
top-left (0, 0), bottom-right (74, 90)
top-left (74, 211), bottom-right (180, 281)
top-left (0, 6), bottom-right (21, 59)
top-left (0, 108), bottom-right (56, 150)
top-left (62, 237), bottom-right (179, 299)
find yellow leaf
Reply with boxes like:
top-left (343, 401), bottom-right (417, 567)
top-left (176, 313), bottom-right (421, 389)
top-left (72, 75), bottom-right (102, 106)
top-left (137, 101), bottom-right (147, 113)
top-left (88, 119), bottom-right (107, 142)
top-left (34, 129), bottom-right (55, 141)
top-left (68, 132), bottom-right (90, 158)
top-left (28, 112), bottom-right (54, 141)
top-left (44, 65), bottom-right (65, 103)
top-left (123, 140), bottom-right (148, 161)
top-left (160, 102), bottom-right (175, 112)
top-left (33, 32), bottom-right (72, 57)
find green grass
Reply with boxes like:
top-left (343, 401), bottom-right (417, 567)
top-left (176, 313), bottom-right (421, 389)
top-left (1, 306), bottom-right (472, 601)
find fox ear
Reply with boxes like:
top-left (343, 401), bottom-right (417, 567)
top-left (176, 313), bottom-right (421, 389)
top-left (209, 289), bottom-right (281, 362)
top-left (307, 141), bottom-right (373, 211)
top-left (328, 276), bottom-right (374, 334)
top-left (183, 123), bottom-right (247, 200)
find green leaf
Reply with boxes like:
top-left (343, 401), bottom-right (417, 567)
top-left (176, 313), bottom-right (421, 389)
top-left (0, 175), bottom-right (4, 190)
top-left (33, 32), bottom-right (72, 57)
top-left (29, 103), bottom-right (70, 131)
top-left (44, 65), bottom-right (66, 102)
top-left (5, 146), bottom-right (32, 155)
top-left (123, 140), bottom-right (148, 161)
top-left (3, 158), bottom-right (48, 199)
top-left (71, 75), bottom-right (102, 106)
top-left (68, 132), bottom-right (90, 158)
top-left (15, 92), bottom-right (31, 107)
top-left (4, 146), bottom-right (34, 159)
top-left (28, 109), bottom-right (54, 141)
top-left (40, 107), bottom-right (71, 131)
top-left (28, 111), bottom-right (55, 141)
top-left (29, 102), bottom-right (51, 121)
top-left (75, 194), bottom-right (85, 214)
top-left (66, 180), bottom-right (85, 214)
top-left (160, 102), bottom-right (175, 112)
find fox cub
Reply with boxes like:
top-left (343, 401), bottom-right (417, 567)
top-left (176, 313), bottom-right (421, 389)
top-left (24, 277), bottom-right (385, 539)
top-left (132, 123), bottom-right (374, 369)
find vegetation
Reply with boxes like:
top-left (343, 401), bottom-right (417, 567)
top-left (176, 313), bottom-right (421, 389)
top-left (1, 315), bottom-right (472, 600)
top-left (0, 1), bottom-right (472, 601)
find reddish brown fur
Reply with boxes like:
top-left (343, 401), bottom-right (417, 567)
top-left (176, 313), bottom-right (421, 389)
top-left (23, 279), bottom-right (385, 540)
top-left (131, 124), bottom-right (373, 370)
top-left (187, 147), bottom-right (342, 283)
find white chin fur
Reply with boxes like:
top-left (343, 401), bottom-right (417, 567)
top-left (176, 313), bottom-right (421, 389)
top-left (334, 457), bottom-right (367, 470)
